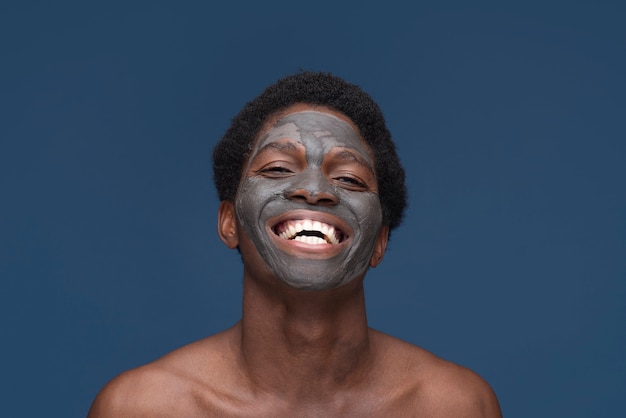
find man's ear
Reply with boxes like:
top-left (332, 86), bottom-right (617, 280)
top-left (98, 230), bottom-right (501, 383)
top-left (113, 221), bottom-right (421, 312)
top-left (217, 201), bottom-right (239, 249)
top-left (369, 225), bottom-right (389, 268)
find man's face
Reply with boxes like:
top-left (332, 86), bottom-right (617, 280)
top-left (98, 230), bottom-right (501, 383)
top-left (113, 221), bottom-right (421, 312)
top-left (233, 106), bottom-right (386, 290)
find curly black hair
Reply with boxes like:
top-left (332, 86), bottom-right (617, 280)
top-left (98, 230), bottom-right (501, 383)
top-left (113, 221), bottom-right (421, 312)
top-left (212, 71), bottom-right (407, 232)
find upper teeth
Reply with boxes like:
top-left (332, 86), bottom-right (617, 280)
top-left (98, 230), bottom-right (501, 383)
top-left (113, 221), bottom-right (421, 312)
top-left (276, 219), bottom-right (341, 245)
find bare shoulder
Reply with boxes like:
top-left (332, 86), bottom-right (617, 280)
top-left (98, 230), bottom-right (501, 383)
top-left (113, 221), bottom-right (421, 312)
top-left (87, 362), bottom-right (184, 417)
top-left (370, 329), bottom-right (502, 417)
top-left (415, 357), bottom-right (502, 417)
top-left (88, 325), bottom-right (241, 417)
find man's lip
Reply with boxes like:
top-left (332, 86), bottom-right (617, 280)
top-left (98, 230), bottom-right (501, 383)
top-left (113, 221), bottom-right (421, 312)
top-left (266, 210), bottom-right (352, 258)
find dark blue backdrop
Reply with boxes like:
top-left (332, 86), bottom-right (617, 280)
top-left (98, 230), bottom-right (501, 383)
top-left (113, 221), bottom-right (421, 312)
top-left (1, 1), bottom-right (624, 416)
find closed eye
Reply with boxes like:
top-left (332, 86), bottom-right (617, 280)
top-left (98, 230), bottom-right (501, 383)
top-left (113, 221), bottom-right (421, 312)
top-left (262, 166), bottom-right (291, 172)
top-left (259, 165), bottom-right (294, 177)
top-left (334, 176), bottom-right (367, 189)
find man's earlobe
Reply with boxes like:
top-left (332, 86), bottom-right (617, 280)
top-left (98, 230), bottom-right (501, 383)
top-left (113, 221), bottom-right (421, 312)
top-left (217, 201), bottom-right (239, 249)
top-left (369, 225), bottom-right (389, 268)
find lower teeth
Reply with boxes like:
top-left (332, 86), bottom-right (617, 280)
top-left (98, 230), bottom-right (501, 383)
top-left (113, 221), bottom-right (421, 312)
top-left (293, 235), bottom-right (327, 245)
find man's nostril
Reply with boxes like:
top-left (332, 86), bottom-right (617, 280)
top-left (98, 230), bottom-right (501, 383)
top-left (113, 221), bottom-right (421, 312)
top-left (286, 189), bottom-right (339, 206)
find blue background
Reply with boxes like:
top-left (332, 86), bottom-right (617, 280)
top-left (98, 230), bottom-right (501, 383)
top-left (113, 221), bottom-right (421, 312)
top-left (1, 1), bottom-right (624, 416)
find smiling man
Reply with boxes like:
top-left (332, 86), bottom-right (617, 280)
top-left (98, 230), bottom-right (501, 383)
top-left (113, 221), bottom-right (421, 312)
top-left (88, 72), bottom-right (502, 417)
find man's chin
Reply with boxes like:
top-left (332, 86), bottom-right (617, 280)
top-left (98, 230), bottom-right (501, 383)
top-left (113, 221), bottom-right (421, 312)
top-left (279, 276), bottom-right (346, 291)
top-left (264, 244), bottom-right (371, 292)
top-left (270, 265), bottom-right (348, 291)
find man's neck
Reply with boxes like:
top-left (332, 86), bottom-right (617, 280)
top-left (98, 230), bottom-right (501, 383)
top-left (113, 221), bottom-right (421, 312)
top-left (237, 273), bottom-right (375, 402)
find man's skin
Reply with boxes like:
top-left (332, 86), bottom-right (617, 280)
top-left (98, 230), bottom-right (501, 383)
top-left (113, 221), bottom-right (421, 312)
top-left (88, 104), bottom-right (502, 417)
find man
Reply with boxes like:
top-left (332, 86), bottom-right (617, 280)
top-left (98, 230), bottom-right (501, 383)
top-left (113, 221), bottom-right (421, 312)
top-left (88, 72), bottom-right (502, 417)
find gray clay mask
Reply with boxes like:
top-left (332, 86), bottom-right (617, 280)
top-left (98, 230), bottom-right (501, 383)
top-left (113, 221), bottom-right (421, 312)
top-left (235, 110), bottom-right (384, 290)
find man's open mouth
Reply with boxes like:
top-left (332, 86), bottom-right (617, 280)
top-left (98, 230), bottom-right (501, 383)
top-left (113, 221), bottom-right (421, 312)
top-left (273, 219), bottom-right (345, 245)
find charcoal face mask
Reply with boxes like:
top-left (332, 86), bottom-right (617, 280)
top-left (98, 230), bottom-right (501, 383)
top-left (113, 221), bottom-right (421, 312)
top-left (235, 110), bottom-right (384, 290)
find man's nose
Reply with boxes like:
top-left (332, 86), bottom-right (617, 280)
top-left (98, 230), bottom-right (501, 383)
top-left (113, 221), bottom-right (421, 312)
top-left (285, 169), bottom-right (339, 206)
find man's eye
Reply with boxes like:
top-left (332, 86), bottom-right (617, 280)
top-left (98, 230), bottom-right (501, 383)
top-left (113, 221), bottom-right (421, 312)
top-left (260, 166), bottom-right (293, 175)
top-left (335, 176), bottom-right (367, 188)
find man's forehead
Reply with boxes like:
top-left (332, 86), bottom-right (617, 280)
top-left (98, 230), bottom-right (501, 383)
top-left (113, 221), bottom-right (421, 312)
top-left (274, 110), bottom-right (356, 132)
top-left (255, 110), bottom-right (370, 156)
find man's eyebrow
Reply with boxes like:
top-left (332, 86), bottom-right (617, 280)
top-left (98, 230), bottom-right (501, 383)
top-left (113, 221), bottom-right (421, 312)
top-left (331, 149), bottom-right (375, 174)
top-left (253, 141), bottom-right (301, 158)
